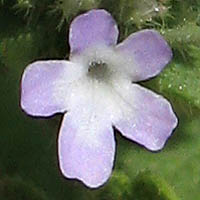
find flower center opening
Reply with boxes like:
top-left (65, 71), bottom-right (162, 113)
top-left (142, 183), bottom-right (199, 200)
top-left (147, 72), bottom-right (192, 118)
top-left (87, 60), bottom-right (111, 81)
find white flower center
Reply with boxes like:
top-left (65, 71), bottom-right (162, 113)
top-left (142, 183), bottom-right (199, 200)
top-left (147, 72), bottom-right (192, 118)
top-left (70, 44), bottom-right (137, 83)
top-left (87, 60), bottom-right (112, 81)
top-left (65, 45), bottom-right (134, 123)
top-left (70, 45), bottom-right (127, 83)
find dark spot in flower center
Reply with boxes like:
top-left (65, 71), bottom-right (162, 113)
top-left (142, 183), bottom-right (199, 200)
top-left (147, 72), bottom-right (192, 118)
top-left (88, 60), bottom-right (111, 81)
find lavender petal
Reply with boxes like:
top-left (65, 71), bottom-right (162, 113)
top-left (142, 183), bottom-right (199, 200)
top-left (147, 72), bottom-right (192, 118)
top-left (58, 110), bottom-right (115, 188)
top-left (113, 83), bottom-right (177, 151)
top-left (69, 9), bottom-right (119, 56)
top-left (21, 60), bottom-right (83, 116)
top-left (116, 29), bottom-right (172, 82)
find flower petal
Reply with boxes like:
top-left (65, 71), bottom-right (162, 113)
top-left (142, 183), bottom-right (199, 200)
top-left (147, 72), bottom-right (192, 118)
top-left (69, 9), bottom-right (119, 56)
top-left (113, 82), bottom-right (177, 151)
top-left (58, 110), bottom-right (115, 188)
top-left (116, 29), bottom-right (172, 81)
top-left (21, 60), bottom-right (84, 117)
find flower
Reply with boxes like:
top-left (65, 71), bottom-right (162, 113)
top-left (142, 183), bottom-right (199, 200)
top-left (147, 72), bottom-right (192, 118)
top-left (20, 9), bottom-right (178, 188)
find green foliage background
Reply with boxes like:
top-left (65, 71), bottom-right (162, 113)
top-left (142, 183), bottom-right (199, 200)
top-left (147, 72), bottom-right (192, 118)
top-left (0, 0), bottom-right (200, 199)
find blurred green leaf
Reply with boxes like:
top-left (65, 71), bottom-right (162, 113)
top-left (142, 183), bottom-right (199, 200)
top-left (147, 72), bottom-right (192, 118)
top-left (98, 171), bottom-right (132, 200)
top-left (132, 170), bottom-right (179, 200)
top-left (0, 176), bottom-right (48, 200)
top-left (0, 30), bottom-right (40, 72)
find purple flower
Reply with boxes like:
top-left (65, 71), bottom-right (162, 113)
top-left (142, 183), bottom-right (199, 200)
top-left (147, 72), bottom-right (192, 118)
top-left (20, 9), bottom-right (178, 188)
